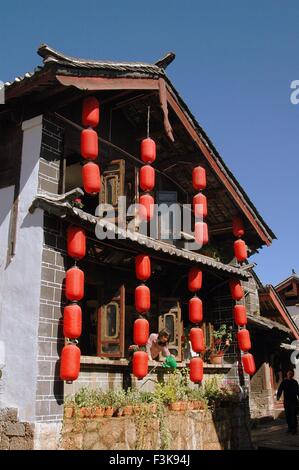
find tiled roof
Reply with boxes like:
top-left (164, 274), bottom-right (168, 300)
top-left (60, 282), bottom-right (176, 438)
top-left (30, 193), bottom-right (250, 280)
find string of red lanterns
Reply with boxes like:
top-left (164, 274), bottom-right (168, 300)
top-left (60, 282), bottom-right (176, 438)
top-left (193, 166), bottom-right (209, 247)
top-left (133, 254), bottom-right (151, 379)
top-left (230, 217), bottom-right (256, 376)
top-left (81, 97), bottom-right (101, 194)
top-left (133, 114), bottom-right (155, 379)
top-left (60, 97), bottom-right (101, 383)
top-left (60, 226), bottom-right (86, 382)
top-left (188, 267), bottom-right (204, 383)
top-left (138, 108), bottom-right (156, 222)
top-left (188, 165), bottom-right (208, 384)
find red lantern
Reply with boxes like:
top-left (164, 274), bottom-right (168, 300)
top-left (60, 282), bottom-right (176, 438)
top-left (82, 97), bottom-right (100, 128)
top-left (65, 267), bottom-right (84, 301)
top-left (140, 138), bottom-right (156, 163)
top-left (190, 328), bottom-right (205, 353)
top-left (82, 162), bottom-right (101, 194)
top-left (139, 194), bottom-right (155, 221)
top-left (192, 166), bottom-right (206, 191)
top-left (133, 318), bottom-right (149, 346)
top-left (189, 357), bottom-right (203, 383)
top-left (237, 329), bottom-right (251, 352)
top-left (81, 128), bottom-right (98, 160)
top-left (135, 254), bottom-right (151, 281)
top-left (60, 343), bottom-right (81, 381)
top-left (229, 279), bottom-right (244, 301)
top-left (232, 217), bottom-right (245, 238)
top-left (195, 222), bottom-right (209, 246)
top-left (63, 304), bottom-right (82, 339)
top-left (242, 353), bottom-right (256, 375)
top-left (132, 351), bottom-right (148, 379)
top-left (135, 284), bottom-right (150, 313)
top-left (188, 267), bottom-right (202, 292)
top-left (67, 226), bottom-right (86, 260)
top-left (189, 296), bottom-right (203, 323)
top-left (193, 193), bottom-right (207, 218)
top-left (139, 165), bottom-right (155, 192)
top-left (234, 239), bottom-right (247, 262)
top-left (233, 305), bottom-right (247, 326)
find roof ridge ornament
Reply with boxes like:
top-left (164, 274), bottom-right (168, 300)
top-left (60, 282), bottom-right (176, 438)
top-left (155, 52), bottom-right (176, 69)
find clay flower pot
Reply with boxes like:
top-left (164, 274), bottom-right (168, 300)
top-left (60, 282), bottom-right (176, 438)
top-left (209, 352), bottom-right (224, 365)
top-left (114, 407), bottom-right (124, 417)
top-left (123, 406), bottom-right (133, 416)
top-left (79, 407), bottom-right (90, 418)
top-left (64, 406), bottom-right (74, 418)
top-left (187, 401), bottom-right (194, 410)
top-left (132, 405), bottom-right (142, 415)
top-left (104, 406), bottom-right (115, 417)
top-left (180, 401), bottom-right (188, 411)
top-left (169, 402), bottom-right (181, 411)
top-left (95, 407), bottom-right (105, 417)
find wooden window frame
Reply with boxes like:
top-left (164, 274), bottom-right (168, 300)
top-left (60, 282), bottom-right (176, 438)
top-left (158, 298), bottom-right (182, 361)
top-left (97, 285), bottom-right (125, 358)
top-left (100, 159), bottom-right (125, 208)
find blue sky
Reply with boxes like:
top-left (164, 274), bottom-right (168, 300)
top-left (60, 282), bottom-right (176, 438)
top-left (1, 0), bottom-right (298, 286)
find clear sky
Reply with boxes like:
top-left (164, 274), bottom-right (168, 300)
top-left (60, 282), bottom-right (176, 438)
top-left (1, 0), bottom-right (298, 286)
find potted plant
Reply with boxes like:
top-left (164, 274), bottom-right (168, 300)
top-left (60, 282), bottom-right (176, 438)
top-left (113, 389), bottom-right (126, 417)
top-left (70, 197), bottom-right (84, 209)
top-left (207, 324), bottom-right (232, 365)
top-left (64, 396), bottom-right (75, 418)
top-left (102, 390), bottom-right (116, 417)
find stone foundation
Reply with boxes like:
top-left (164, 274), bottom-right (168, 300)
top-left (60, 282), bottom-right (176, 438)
top-left (0, 408), bottom-right (34, 450)
top-left (60, 404), bottom-right (253, 450)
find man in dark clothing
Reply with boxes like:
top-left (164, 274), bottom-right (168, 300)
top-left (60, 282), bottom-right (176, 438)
top-left (277, 370), bottom-right (299, 434)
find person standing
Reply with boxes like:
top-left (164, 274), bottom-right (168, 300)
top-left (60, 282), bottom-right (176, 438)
top-left (277, 369), bottom-right (299, 434)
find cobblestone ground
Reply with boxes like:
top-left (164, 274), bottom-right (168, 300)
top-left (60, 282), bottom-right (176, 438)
top-left (252, 419), bottom-right (299, 450)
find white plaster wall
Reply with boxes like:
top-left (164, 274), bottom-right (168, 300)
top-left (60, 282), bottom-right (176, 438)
top-left (0, 115), bottom-right (44, 421)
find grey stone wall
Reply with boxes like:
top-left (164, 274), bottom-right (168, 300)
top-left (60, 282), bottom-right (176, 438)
top-left (0, 408), bottom-right (34, 450)
top-left (38, 116), bottom-right (63, 195)
top-left (36, 115), bottom-right (66, 422)
top-left (37, 214), bottom-right (66, 422)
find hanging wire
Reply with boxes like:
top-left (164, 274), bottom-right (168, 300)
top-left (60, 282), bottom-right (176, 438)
top-left (147, 106), bottom-right (150, 138)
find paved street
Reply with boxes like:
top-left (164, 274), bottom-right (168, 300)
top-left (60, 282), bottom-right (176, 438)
top-left (252, 419), bottom-right (299, 450)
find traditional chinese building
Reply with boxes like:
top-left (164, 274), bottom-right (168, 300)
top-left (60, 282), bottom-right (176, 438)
top-left (0, 44), bottom-right (297, 448)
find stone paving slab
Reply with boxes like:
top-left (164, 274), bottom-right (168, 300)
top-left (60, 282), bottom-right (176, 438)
top-left (251, 419), bottom-right (299, 450)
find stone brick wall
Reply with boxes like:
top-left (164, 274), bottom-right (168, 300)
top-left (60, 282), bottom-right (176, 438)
top-left (60, 404), bottom-right (253, 450)
top-left (0, 408), bottom-right (34, 450)
top-left (36, 115), bottom-right (66, 423)
top-left (37, 214), bottom-right (66, 422)
top-left (38, 116), bottom-right (63, 195)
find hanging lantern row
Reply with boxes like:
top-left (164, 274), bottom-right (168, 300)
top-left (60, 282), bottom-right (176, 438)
top-left (139, 132), bottom-right (156, 221)
top-left (192, 166), bottom-right (209, 247)
top-left (230, 216), bottom-right (254, 375)
top-left (188, 265), bottom-right (204, 383)
top-left (60, 226), bottom-right (87, 383)
top-left (133, 255), bottom-right (152, 379)
top-left (132, 113), bottom-right (156, 379)
top-left (80, 97), bottom-right (101, 195)
top-left (229, 276), bottom-right (255, 375)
